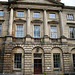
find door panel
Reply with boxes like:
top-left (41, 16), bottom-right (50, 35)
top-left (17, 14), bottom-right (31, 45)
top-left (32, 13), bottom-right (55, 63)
top-left (34, 59), bottom-right (42, 74)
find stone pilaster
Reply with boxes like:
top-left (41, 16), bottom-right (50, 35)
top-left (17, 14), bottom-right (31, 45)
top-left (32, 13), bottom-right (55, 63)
top-left (44, 10), bottom-right (49, 42)
top-left (59, 10), bottom-right (63, 36)
top-left (9, 7), bottom-right (13, 36)
top-left (59, 10), bottom-right (67, 43)
top-left (27, 9), bottom-right (30, 36)
top-left (7, 7), bottom-right (13, 42)
top-left (26, 9), bottom-right (31, 42)
top-left (44, 10), bottom-right (48, 36)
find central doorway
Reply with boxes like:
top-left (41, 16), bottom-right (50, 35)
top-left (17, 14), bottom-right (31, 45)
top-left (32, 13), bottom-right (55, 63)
top-left (34, 59), bottom-right (42, 74)
top-left (32, 47), bottom-right (44, 74)
top-left (34, 53), bottom-right (42, 74)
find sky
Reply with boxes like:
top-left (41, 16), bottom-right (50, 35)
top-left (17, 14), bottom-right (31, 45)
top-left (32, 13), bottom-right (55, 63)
top-left (0, 0), bottom-right (75, 6)
top-left (61, 0), bottom-right (75, 6)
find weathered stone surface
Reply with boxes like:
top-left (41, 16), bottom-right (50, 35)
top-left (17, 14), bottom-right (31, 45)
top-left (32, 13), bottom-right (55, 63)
top-left (0, 0), bottom-right (75, 75)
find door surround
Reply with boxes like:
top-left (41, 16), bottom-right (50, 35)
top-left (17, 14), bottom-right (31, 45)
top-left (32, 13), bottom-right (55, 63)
top-left (32, 47), bottom-right (44, 74)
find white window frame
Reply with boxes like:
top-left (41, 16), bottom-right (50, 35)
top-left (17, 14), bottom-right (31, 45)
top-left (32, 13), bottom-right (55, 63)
top-left (33, 12), bottom-right (40, 18)
top-left (67, 14), bottom-right (74, 20)
top-left (69, 27), bottom-right (75, 38)
top-left (49, 13), bottom-right (56, 18)
top-left (33, 25), bottom-right (40, 38)
top-left (17, 11), bottom-right (24, 17)
top-left (16, 24), bottom-right (23, 37)
top-left (50, 26), bottom-right (57, 38)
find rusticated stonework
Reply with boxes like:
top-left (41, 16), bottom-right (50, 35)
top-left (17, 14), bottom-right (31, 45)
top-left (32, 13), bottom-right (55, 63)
top-left (0, 0), bottom-right (75, 75)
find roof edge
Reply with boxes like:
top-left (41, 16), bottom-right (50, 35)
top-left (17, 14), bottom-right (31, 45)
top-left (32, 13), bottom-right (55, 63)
top-left (48, 0), bottom-right (64, 6)
top-left (64, 5), bottom-right (75, 9)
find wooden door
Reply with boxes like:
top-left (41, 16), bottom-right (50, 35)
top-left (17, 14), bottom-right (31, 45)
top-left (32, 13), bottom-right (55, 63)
top-left (34, 59), bottom-right (42, 74)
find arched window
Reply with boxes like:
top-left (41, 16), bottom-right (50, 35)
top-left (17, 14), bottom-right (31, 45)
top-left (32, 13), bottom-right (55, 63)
top-left (51, 48), bottom-right (63, 71)
top-left (12, 47), bottom-right (24, 72)
top-left (14, 53), bottom-right (22, 69)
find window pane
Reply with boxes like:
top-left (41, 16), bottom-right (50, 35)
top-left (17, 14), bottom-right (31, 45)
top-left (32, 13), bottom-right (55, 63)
top-left (67, 14), bottom-right (73, 20)
top-left (50, 26), bottom-right (57, 38)
top-left (14, 54), bottom-right (22, 68)
top-left (49, 13), bottom-right (55, 18)
top-left (34, 25), bottom-right (40, 38)
top-left (69, 27), bottom-right (75, 38)
top-left (17, 11), bottom-right (24, 17)
top-left (33, 12), bottom-right (40, 17)
top-left (0, 11), bottom-right (3, 16)
top-left (16, 25), bottom-right (23, 37)
top-left (53, 53), bottom-right (60, 68)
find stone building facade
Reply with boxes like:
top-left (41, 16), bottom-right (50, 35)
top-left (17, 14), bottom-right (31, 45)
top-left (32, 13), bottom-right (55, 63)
top-left (0, 0), bottom-right (75, 75)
